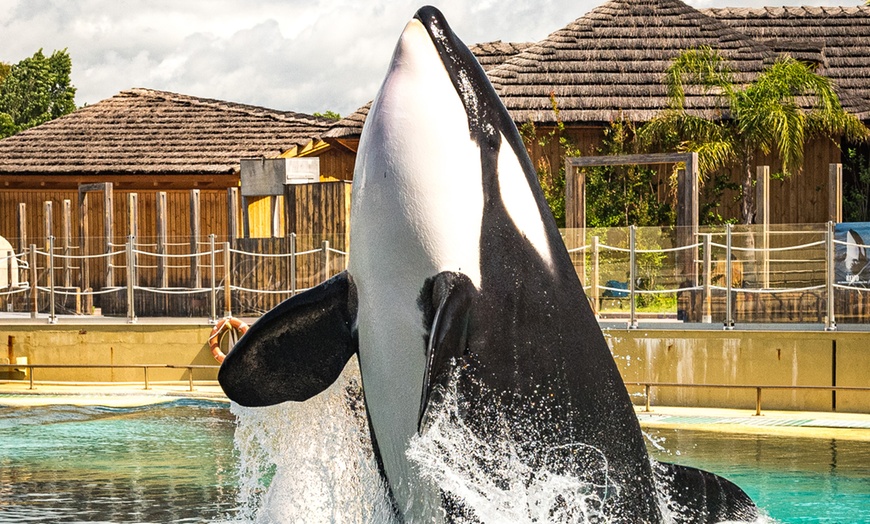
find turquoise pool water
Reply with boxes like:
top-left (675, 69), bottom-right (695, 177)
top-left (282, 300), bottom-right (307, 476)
top-left (0, 399), bottom-right (238, 523)
top-left (0, 398), bottom-right (867, 523)
top-left (646, 427), bottom-right (870, 524)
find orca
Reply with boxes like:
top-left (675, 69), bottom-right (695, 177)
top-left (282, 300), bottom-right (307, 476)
top-left (219, 6), bottom-right (758, 523)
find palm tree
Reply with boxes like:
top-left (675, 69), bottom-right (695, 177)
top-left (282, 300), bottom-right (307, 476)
top-left (639, 46), bottom-right (869, 224)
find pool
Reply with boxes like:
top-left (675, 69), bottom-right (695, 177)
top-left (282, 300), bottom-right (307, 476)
top-left (0, 397), bottom-right (867, 523)
top-left (645, 428), bottom-right (870, 524)
top-left (0, 399), bottom-right (238, 523)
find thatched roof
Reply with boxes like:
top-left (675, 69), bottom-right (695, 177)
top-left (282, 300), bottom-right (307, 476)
top-left (322, 41), bottom-right (532, 140)
top-left (322, 101), bottom-right (370, 140)
top-left (488, 0), bottom-right (779, 125)
top-left (0, 88), bottom-right (334, 175)
top-left (705, 6), bottom-right (870, 120)
top-left (468, 41), bottom-right (535, 71)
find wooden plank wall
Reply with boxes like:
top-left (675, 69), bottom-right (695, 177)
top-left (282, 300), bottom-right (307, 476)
top-left (0, 188), bottom-right (233, 303)
top-left (695, 137), bottom-right (841, 224)
top-left (285, 181), bottom-right (351, 251)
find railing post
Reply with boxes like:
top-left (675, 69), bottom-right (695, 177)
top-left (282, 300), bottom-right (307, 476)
top-left (755, 387), bottom-right (762, 416)
top-left (223, 242), bottom-right (232, 318)
top-left (209, 234), bottom-right (217, 323)
top-left (126, 235), bottom-right (136, 323)
top-left (644, 384), bottom-right (651, 412)
top-left (48, 236), bottom-right (57, 324)
top-left (702, 233), bottom-right (712, 323)
top-left (188, 367), bottom-right (195, 392)
top-left (591, 235), bottom-right (600, 317)
top-left (322, 240), bottom-right (331, 281)
top-left (724, 224), bottom-right (734, 330)
top-left (29, 244), bottom-right (38, 319)
top-left (825, 221), bottom-right (837, 331)
top-left (628, 226), bottom-right (638, 329)
top-left (289, 233), bottom-right (297, 296)
top-left (29, 365), bottom-right (34, 390)
top-left (144, 366), bottom-right (150, 390)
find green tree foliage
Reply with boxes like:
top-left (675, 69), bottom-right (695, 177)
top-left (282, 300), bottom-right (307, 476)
top-left (639, 46), bottom-right (869, 224)
top-left (0, 62), bottom-right (10, 84)
top-left (844, 146), bottom-right (870, 222)
top-left (520, 98), bottom-right (673, 228)
top-left (585, 119), bottom-right (674, 227)
top-left (313, 110), bottom-right (341, 121)
top-left (519, 95), bottom-right (576, 227)
top-left (0, 49), bottom-right (77, 138)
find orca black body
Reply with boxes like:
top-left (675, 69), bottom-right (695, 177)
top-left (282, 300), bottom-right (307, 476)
top-left (219, 6), bottom-right (758, 523)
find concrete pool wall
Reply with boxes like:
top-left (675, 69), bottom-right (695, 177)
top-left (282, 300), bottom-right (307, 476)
top-left (1, 320), bottom-right (867, 414)
top-left (607, 328), bottom-right (868, 414)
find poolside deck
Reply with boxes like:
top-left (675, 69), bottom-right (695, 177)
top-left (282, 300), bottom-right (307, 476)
top-left (2, 382), bottom-right (869, 442)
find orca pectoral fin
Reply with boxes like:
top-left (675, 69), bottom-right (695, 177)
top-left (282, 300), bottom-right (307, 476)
top-left (218, 271), bottom-right (358, 407)
top-left (418, 271), bottom-right (476, 432)
top-left (656, 461), bottom-right (758, 523)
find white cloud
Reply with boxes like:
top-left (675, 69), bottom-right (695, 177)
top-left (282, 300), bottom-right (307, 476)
top-left (0, 0), bottom-right (864, 116)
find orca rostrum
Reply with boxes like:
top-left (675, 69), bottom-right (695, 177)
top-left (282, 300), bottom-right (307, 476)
top-left (219, 6), bottom-right (759, 523)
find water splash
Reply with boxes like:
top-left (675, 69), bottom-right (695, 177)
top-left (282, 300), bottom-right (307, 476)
top-left (407, 377), bottom-right (619, 524)
top-left (226, 359), bottom-right (777, 524)
top-left (229, 357), bottom-right (394, 523)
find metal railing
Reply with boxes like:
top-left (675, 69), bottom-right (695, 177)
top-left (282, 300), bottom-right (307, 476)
top-left (625, 381), bottom-right (870, 416)
top-left (3, 222), bottom-right (870, 328)
top-left (0, 363), bottom-right (221, 392)
top-left (1, 232), bottom-right (347, 323)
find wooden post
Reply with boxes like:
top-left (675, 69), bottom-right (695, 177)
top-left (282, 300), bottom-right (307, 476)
top-left (270, 196), bottom-right (281, 238)
top-left (241, 195), bottom-right (250, 239)
top-left (127, 193), bottom-right (138, 290)
top-left (564, 160), bottom-right (586, 230)
top-left (62, 200), bottom-right (71, 288)
top-left (17, 203), bottom-right (27, 253)
top-left (43, 201), bottom-right (53, 252)
top-left (703, 233), bottom-right (712, 323)
top-left (829, 163), bottom-right (842, 223)
top-left (757, 166), bottom-right (770, 288)
top-left (78, 189), bottom-right (91, 312)
top-left (227, 187), bottom-right (240, 244)
top-left (289, 232), bottom-right (297, 296)
top-left (223, 242), bottom-right (232, 317)
top-left (29, 244), bottom-right (37, 318)
top-left (103, 183), bottom-right (114, 287)
top-left (591, 235), bottom-right (600, 317)
top-left (190, 189), bottom-right (201, 288)
top-left (156, 192), bottom-right (168, 288)
top-left (284, 184), bottom-right (297, 237)
top-left (43, 202), bottom-right (53, 293)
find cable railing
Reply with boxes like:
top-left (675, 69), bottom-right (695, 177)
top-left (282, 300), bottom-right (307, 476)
top-left (2, 223), bottom-right (869, 328)
top-left (1, 233), bottom-right (347, 324)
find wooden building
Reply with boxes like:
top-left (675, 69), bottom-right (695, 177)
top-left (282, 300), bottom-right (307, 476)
top-left (303, 0), bottom-right (870, 226)
top-left (0, 88), bottom-right (335, 305)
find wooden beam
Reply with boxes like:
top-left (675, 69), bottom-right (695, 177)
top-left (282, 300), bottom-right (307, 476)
top-left (567, 152), bottom-right (694, 168)
top-left (103, 183), bottom-right (114, 287)
top-left (128, 193), bottom-right (138, 289)
top-left (156, 192), bottom-right (168, 288)
top-left (757, 166), bottom-right (770, 288)
top-left (62, 199), bottom-right (72, 288)
top-left (190, 189), bottom-right (201, 288)
top-left (17, 203), bottom-right (26, 253)
top-left (284, 184), bottom-right (297, 237)
top-left (78, 189), bottom-right (90, 311)
top-left (227, 187), bottom-right (239, 243)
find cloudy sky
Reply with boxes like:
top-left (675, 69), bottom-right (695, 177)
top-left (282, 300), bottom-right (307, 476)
top-left (0, 0), bottom-right (863, 117)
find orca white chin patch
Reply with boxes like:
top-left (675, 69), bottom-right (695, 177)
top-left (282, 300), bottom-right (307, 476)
top-left (351, 16), bottom-right (484, 288)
